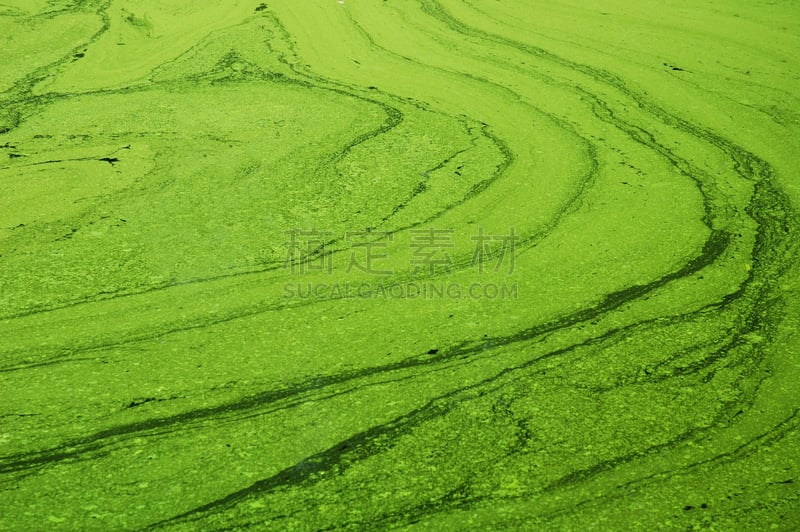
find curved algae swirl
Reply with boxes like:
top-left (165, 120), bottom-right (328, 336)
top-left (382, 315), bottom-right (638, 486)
top-left (1, 1), bottom-right (799, 529)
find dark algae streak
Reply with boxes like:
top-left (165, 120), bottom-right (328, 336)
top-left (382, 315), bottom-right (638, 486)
top-left (1, 0), bottom-right (799, 530)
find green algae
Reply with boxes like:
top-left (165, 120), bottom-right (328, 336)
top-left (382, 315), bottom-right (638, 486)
top-left (1, 1), bottom-right (799, 530)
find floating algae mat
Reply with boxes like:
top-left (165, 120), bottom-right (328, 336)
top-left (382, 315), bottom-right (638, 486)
top-left (1, 0), bottom-right (800, 529)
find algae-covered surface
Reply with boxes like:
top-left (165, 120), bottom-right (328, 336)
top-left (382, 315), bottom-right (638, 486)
top-left (2, 0), bottom-right (800, 529)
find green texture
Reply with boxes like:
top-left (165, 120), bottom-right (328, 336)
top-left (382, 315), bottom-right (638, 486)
top-left (1, 0), bottom-right (799, 530)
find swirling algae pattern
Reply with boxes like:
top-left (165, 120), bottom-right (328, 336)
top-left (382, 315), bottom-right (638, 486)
top-left (1, 0), bottom-right (799, 529)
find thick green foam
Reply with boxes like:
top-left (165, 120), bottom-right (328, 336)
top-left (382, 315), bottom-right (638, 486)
top-left (1, 1), bottom-right (799, 530)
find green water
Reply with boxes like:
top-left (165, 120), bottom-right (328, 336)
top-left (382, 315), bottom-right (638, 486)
top-left (1, 1), bottom-right (799, 529)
